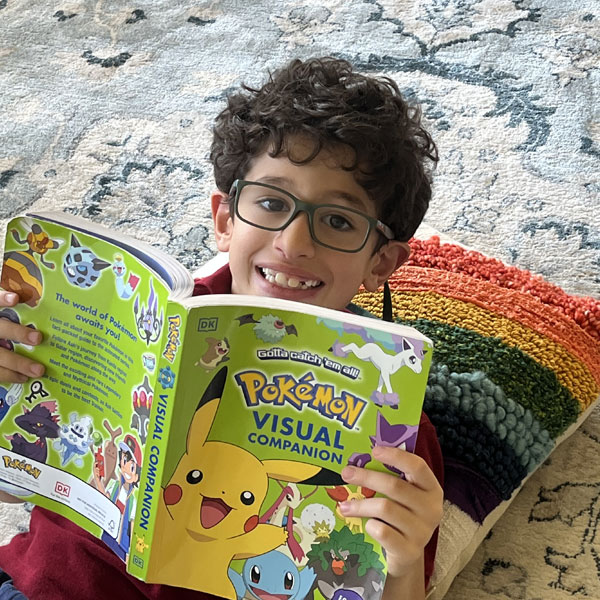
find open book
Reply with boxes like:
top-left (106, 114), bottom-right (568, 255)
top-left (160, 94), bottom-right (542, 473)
top-left (0, 212), bottom-right (433, 600)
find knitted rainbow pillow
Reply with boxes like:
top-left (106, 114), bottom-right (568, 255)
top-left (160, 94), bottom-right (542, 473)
top-left (352, 236), bottom-right (600, 600)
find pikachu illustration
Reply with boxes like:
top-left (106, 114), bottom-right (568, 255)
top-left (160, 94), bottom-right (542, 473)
top-left (148, 367), bottom-right (341, 599)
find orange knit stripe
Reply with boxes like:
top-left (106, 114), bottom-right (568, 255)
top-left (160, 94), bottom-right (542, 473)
top-left (407, 237), bottom-right (600, 341)
top-left (354, 289), bottom-right (598, 411)
top-left (388, 267), bottom-right (600, 384)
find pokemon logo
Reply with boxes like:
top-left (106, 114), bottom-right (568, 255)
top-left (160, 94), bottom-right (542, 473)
top-left (234, 370), bottom-right (366, 430)
top-left (162, 315), bottom-right (182, 363)
top-left (2, 455), bottom-right (41, 479)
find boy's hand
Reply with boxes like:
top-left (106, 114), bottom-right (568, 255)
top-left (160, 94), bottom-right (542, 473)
top-left (339, 446), bottom-right (443, 581)
top-left (0, 290), bottom-right (45, 383)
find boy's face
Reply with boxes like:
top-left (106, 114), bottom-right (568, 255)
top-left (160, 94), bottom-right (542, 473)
top-left (212, 140), bottom-right (409, 311)
top-left (120, 454), bottom-right (139, 485)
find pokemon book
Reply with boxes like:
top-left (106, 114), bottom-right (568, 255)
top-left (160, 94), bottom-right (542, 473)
top-left (0, 212), bottom-right (433, 600)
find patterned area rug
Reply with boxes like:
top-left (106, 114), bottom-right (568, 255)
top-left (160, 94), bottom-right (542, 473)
top-left (1, 0), bottom-right (598, 598)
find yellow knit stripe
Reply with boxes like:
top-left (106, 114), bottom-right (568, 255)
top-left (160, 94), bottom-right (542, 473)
top-left (354, 290), bottom-right (598, 411)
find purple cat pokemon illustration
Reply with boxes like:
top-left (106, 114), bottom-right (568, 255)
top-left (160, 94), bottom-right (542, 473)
top-left (6, 400), bottom-right (60, 463)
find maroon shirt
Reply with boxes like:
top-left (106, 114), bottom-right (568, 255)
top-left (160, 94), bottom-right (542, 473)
top-left (0, 265), bottom-right (443, 599)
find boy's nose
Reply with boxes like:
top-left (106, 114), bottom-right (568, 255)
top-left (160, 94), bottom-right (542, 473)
top-left (273, 212), bottom-right (316, 259)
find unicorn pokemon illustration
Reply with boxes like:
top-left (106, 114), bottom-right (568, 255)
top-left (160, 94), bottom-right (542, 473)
top-left (133, 278), bottom-right (163, 345)
top-left (147, 367), bottom-right (342, 599)
top-left (330, 337), bottom-right (426, 407)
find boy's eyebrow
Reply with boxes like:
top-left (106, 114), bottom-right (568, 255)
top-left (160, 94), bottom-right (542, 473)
top-left (255, 176), bottom-right (371, 212)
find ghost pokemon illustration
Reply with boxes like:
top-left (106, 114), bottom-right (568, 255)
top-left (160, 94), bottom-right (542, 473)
top-left (148, 367), bottom-right (341, 598)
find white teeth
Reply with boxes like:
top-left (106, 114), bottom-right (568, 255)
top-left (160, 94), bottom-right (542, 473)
top-left (261, 268), bottom-right (320, 290)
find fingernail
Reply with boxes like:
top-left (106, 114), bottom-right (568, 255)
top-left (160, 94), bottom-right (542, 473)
top-left (27, 331), bottom-right (42, 344)
top-left (29, 364), bottom-right (45, 377)
top-left (372, 446), bottom-right (385, 457)
top-left (338, 501), bottom-right (351, 514)
top-left (342, 466), bottom-right (356, 482)
top-left (5, 293), bottom-right (18, 304)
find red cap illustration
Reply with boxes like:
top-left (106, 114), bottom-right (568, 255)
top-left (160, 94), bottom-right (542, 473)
top-left (119, 434), bottom-right (142, 466)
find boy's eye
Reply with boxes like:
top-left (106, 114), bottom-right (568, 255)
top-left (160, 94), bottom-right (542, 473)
top-left (321, 212), bottom-right (354, 231)
top-left (257, 197), bottom-right (290, 212)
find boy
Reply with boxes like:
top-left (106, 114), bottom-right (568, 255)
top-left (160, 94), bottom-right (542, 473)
top-left (93, 434), bottom-right (143, 561)
top-left (0, 57), bottom-right (443, 600)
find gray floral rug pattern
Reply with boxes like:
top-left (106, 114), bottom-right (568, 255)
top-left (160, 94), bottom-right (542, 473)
top-left (1, 0), bottom-right (599, 598)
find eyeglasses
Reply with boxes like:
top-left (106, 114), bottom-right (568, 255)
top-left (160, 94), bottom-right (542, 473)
top-left (229, 179), bottom-right (395, 253)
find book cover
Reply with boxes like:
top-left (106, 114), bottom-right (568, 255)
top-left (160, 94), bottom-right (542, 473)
top-left (1, 213), bottom-right (433, 600)
top-left (131, 295), bottom-right (433, 600)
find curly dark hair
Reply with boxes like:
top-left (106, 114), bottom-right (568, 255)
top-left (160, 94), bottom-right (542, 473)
top-left (210, 57), bottom-right (438, 242)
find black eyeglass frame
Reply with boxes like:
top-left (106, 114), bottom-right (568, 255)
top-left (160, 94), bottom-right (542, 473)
top-left (228, 179), bottom-right (395, 253)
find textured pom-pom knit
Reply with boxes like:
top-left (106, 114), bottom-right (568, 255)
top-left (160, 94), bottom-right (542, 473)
top-left (352, 237), bottom-right (600, 515)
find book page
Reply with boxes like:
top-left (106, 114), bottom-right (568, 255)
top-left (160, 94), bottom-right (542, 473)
top-left (0, 215), bottom-right (172, 562)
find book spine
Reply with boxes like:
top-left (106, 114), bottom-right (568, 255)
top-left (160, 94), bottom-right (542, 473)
top-left (127, 300), bottom-right (187, 580)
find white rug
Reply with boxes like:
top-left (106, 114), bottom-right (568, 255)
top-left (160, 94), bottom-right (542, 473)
top-left (1, 0), bottom-right (598, 597)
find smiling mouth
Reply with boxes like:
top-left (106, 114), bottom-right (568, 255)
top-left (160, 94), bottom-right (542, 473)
top-left (259, 267), bottom-right (322, 290)
top-left (200, 496), bottom-right (232, 528)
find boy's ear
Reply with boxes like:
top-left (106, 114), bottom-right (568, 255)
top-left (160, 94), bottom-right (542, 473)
top-left (211, 190), bottom-right (233, 252)
top-left (363, 241), bottom-right (410, 292)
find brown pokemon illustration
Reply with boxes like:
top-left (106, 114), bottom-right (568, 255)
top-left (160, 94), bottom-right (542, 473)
top-left (194, 337), bottom-right (230, 371)
top-left (100, 419), bottom-right (123, 487)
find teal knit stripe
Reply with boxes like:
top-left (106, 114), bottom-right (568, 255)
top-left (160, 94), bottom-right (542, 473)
top-left (426, 363), bottom-right (555, 472)
top-left (397, 317), bottom-right (581, 438)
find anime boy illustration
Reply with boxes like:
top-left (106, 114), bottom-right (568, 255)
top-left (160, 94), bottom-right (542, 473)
top-left (93, 433), bottom-right (142, 560)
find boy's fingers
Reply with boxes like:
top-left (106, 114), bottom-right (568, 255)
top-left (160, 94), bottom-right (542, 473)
top-left (364, 518), bottom-right (424, 571)
top-left (374, 445), bottom-right (439, 485)
top-left (340, 496), bottom-right (421, 536)
top-left (343, 447), bottom-right (440, 495)
top-left (365, 516), bottom-right (406, 548)
top-left (0, 347), bottom-right (45, 380)
top-left (338, 499), bottom-right (429, 567)
top-left (0, 318), bottom-right (42, 346)
top-left (0, 365), bottom-right (28, 383)
top-left (338, 494), bottom-right (440, 554)
top-left (342, 466), bottom-right (413, 508)
top-left (0, 291), bottom-right (19, 307)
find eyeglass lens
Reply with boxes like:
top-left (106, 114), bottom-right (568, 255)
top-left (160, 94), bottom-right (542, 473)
top-left (236, 183), bottom-right (372, 251)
